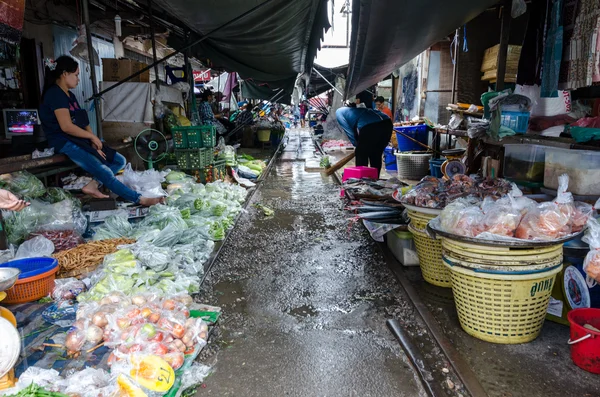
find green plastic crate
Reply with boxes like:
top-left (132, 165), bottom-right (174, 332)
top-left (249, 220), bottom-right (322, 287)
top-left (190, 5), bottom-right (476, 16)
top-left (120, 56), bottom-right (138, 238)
top-left (200, 125), bottom-right (217, 147)
top-left (174, 148), bottom-right (214, 170)
top-left (172, 125), bottom-right (217, 149)
top-left (198, 160), bottom-right (227, 183)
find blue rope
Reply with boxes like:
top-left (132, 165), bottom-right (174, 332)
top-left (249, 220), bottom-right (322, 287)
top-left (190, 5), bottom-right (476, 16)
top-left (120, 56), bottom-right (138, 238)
top-left (463, 25), bottom-right (468, 53)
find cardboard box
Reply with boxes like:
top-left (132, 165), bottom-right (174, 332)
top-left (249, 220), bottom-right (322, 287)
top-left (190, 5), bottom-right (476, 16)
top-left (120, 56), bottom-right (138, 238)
top-left (102, 58), bottom-right (150, 83)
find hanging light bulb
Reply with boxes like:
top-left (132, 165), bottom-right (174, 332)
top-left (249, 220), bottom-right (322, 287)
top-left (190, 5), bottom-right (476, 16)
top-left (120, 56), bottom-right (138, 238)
top-left (114, 15), bottom-right (122, 37)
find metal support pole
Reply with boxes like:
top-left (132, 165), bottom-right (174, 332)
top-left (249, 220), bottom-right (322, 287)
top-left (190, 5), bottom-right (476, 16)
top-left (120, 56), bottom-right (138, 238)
top-left (391, 75), bottom-right (398, 121)
top-left (451, 28), bottom-right (459, 104)
top-left (496, 0), bottom-right (512, 91)
top-left (148, 0), bottom-right (160, 90)
top-left (183, 29), bottom-right (191, 118)
top-left (89, 0), bottom-right (276, 101)
top-left (313, 68), bottom-right (343, 96)
top-left (82, 0), bottom-right (103, 139)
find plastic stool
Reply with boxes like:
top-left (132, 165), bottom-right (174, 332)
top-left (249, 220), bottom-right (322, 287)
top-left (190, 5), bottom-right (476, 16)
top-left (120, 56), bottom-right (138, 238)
top-left (342, 166), bottom-right (378, 182)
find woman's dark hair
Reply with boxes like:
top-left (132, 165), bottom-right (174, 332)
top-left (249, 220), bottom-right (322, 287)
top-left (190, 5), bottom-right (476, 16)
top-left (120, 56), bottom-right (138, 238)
top-left (42, 56), bottom-right (79, 99)
top-left (375, 96), bottom-right (385, 104)
top-left (356, 91), bottom-right (373, 108)
top-left (201, 89), bottom-right (214, 101)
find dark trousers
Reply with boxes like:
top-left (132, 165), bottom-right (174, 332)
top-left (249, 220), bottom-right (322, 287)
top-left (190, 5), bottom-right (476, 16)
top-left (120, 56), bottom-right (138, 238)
top-left (355, 119), bottom-right (393, 176)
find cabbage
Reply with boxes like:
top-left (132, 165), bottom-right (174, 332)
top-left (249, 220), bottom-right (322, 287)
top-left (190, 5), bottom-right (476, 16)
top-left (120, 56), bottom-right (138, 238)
top-left (165, 171), bottom-right (188, 183)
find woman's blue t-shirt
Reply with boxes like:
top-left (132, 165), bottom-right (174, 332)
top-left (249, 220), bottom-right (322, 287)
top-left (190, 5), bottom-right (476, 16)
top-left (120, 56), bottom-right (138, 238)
top-left (39, 85), bottom-right (81, 151)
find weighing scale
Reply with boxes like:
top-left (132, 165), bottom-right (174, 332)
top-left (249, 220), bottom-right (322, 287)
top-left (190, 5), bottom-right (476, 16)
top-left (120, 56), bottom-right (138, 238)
top-left (0, 268), bottom-right (20, 390)
top-left (440, 148), bottom-right (466, 178)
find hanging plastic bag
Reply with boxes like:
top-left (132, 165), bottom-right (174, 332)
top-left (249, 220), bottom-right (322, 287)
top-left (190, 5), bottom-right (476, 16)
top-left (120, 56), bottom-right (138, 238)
top-left (511, 0), bottom-right (527, 18)
top-left (121, 163), bottom-right (167, 198)
top-left (583, 217), bottom-right (600, 282)
top-left (14, 235), bottom-right (55, 259)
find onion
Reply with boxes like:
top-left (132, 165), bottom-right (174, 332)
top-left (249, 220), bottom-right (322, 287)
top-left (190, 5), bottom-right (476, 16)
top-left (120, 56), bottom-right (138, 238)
top-left (86, 324), bottom-right (104, 344)
top-left (132, 295), bottom-right (146, 306)
top-left (65, 329), bottom-right (86, 353)
top-left (92, 311), bottom-right (108, 328)
top-left (100, 297), bottom-right (112, 306)
top-left (72, 319), bottom-right (86, 330)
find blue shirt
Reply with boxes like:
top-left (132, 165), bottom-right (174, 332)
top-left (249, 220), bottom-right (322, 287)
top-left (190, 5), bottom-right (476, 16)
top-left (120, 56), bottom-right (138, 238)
top-left (198, 100), bottom-right (216, 125)
top-left (39, 85), bottom-right (81, 151)
top-left (336, 106), bottom-right (390, 146)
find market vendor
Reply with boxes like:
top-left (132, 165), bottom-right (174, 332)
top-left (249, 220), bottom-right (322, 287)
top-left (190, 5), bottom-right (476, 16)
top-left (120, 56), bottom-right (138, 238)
top-left (236, 102), bottom-right (254, 126)
top-left (375, 96), bottom-right (393, 118)
top-left (0, 189), bottom-right (27, 211)
top-left (198, 89), bottom-right (228, 135)
top-left (39, 56), bottom-right (162, 207)
top-left (336, 91), bottom-right (392, 176)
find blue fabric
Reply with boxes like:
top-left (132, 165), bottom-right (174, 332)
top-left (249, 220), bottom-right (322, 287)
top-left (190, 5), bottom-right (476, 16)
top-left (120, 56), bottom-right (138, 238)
top-left (335, 107), bottom-right (389, 146)
top-left (59, 141), bottom-right (141, 203)
top-left (540, 0), bottom-right (563, 98)
top-left (198, 100), bottom-right (216, 125)
top-left (39, 85), bottom-right (81, 151)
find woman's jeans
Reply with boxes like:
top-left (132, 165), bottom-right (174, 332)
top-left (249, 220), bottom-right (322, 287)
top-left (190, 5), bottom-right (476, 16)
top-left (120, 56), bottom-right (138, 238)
top-left (60, 141), bottom-right (141, 203)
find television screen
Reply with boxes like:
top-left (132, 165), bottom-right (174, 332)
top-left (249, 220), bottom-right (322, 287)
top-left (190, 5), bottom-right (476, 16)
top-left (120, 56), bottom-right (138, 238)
top-left (4, 109), bottom-right (38, 137)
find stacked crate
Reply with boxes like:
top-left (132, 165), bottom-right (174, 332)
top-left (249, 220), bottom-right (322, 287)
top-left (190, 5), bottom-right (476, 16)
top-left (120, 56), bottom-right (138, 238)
top-left (172, 125), bottom-right (226, 183)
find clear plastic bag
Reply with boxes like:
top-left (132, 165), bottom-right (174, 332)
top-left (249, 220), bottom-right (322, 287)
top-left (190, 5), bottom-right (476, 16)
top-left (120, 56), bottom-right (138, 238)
top-left (14, 235), bottom-right (55, 258)
top-left (92, 211), bottom-right (133, 240)
top-left (583, 217), bottom-right (600, 282)
top-left (511, 0), bottom-right (527, 18)
top-left (122, 163), bottom-right (168, 198)
top-left (0, 170), bottom-right (46, 198)
top-left (52, 277), bottom-right (87, 301)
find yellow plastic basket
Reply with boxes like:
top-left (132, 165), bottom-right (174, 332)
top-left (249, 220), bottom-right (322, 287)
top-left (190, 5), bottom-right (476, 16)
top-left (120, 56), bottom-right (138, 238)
top-left (407, 209), bottom-right (438, 231)
top-left (408, 224), bottom-right (451, 288)
top-left (445, 261), bottom-right (562, 344)
top-left (442, 239), bottom-right (563, 273)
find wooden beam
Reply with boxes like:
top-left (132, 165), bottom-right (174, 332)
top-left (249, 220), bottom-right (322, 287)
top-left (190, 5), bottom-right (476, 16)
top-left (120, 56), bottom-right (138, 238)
top-left (495, 0), bottom-right (512, 91)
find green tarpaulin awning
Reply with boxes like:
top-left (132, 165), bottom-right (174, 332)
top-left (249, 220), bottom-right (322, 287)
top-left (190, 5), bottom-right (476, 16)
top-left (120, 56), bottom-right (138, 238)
top-left (346, 0), bottom-right (499, 98)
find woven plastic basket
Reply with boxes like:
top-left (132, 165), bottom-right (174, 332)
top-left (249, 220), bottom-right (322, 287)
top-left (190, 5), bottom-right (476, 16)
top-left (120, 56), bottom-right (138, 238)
top-left (407, 209), bottom-right (439, 231)
top-left (396, 152), bottom-right (432, 180)
top-left (445, 261), bottom-right (562, 344)
top-left (2, 262), bottom-right (58, 304)
top-left (442, 238), bottom-right (563, 273)
top-left (408, 224), bottom-right (451, 288)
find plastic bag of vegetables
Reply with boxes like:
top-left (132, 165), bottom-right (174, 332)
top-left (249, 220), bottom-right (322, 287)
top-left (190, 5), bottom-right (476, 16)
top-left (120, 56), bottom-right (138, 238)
top-left (92, 211), bottom-right (133, 240)
top-left (0, 170), bottom-right (46, 198)
top-left (140, 205), bottom-right (188, 230)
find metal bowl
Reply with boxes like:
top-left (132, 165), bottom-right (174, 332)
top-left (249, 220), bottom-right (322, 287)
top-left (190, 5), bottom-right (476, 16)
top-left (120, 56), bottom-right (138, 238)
top-left (0, 268), bottom-right (20, 292)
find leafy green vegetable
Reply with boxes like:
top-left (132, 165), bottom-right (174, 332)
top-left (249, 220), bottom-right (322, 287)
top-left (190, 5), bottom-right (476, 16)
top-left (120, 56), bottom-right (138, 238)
top-left (254, 203), bottom-right (274, 217)
top-left (180, 208), bottom-right (191, 219)
top-left (4, 383), bottom-right (69, 397)
top-left (0, 171), bottom-right (46, 198)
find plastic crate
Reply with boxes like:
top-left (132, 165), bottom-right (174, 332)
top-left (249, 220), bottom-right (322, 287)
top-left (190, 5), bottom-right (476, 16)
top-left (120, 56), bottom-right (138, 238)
top-left (395, 152), bottom-right (432, 180)
top-left (500, 111), bottom-right (530, 134)
top-left (429, 158), bottom-right (445, 178)
top-left (394, 124), bottom-right (428, 152)
top-left (198, 160), bottom-right (227, 184)
top-left (384, 147), bottom-right (397, 171)
top-left (172, 126), bottom-right (217, 149)
top-left (175, 148), bottom-right (214, 170)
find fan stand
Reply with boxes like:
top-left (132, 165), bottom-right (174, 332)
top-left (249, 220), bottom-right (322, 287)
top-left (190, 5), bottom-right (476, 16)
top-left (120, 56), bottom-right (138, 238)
top-left (134, 129), bottom-right (168, 170)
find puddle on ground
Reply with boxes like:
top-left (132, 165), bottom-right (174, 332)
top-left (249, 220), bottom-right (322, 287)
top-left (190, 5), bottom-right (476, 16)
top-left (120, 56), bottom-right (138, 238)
top-left (287, 304), bottom-right (319, 318)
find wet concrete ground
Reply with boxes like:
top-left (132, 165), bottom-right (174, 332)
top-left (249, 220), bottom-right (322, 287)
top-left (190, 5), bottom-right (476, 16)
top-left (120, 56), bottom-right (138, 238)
top-left (197, 131), bottom-right (432, 396)
top-left (402, 267), bottom-right (600, 397)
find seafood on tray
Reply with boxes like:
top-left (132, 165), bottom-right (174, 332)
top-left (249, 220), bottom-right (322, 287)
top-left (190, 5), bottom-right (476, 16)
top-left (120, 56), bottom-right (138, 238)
top-left (439, 175), bottom-right (599, 242)
top-left (399, 174), bottom-right (512, 209)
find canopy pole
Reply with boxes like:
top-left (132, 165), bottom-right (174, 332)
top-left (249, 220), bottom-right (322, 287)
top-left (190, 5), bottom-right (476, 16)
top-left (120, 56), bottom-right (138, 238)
top-left (451, 28), bottom-right (459, 104)
top-left (89, 0), bottom-right (276, 101)
top-left (82, 0), bottom-right (103, 140)
top-left (184, 29), bottom-right (191, 118)
top-left (496, 0), bottom-right (512, 91)
top-left (148, 0), bottom-right (160, 91)
top-left (313, 68), bottom-right (343, 96)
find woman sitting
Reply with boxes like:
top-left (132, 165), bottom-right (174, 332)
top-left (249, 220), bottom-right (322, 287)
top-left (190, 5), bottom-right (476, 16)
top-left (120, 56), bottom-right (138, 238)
top-left (38, 56), bottom-right (162, 206)
top-left (198, 89), bottom-right (228, 135)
